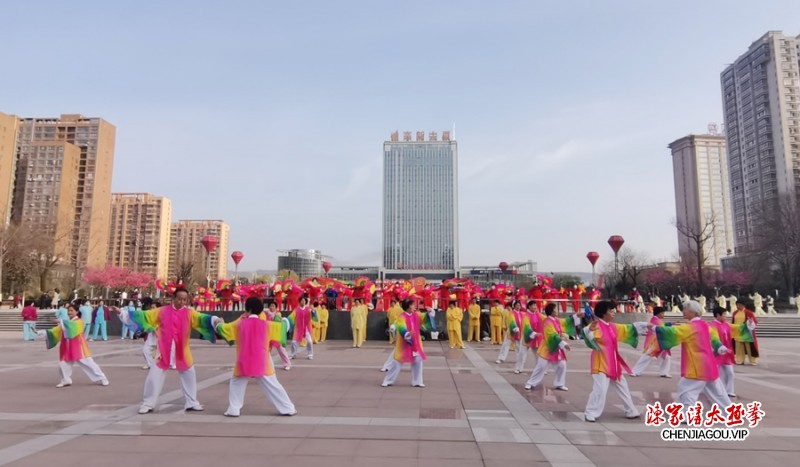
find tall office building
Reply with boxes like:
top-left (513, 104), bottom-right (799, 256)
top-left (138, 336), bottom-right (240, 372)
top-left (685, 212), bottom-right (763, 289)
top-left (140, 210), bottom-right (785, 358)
top-left (721, 31), bottom-right (800, 252)
top-left (668, 134), bottom-right (734, 268)
top-left (168, 220), bottom-right (229, 280)
top-left (108, 193), bottom-right (172, 278)
top-left (0, 112), bottom-right (19, 224)
top-left (382, 130), bottom-right (459, 277)
top-left (10, 142), bottom-right (81, 259)
top-left (15, 114), bottom-right (116, 267)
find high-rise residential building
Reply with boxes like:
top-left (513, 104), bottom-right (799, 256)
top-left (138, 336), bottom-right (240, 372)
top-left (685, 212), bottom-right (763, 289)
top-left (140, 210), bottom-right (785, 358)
top-left (108, 193), bottom-right (172, 278)
top-left (721, 31), bottom-right (800, 252)
top-left (668, 134), bottom-right (734, 268)
top-left (168, 220), bottom-right (229, 281)
top-left (15, 114), bottom-right (116, 267)
top-left (0, 112), bottom-right (19, 224)
top-left (10, 141), bottom-right (81, 259)
top-left (382, 130), bottom-right (459, 278)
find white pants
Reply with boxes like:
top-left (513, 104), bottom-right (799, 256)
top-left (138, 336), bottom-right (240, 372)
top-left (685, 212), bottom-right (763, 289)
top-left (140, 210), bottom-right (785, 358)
top-left (631, 353), bottom-right (671, 377)
top-left (382, 356), bottom-right (423, 386)
top-left (719, 364), bottom-right (735, 395)
top-left (526, 357), bottom-right (566, 388)
top-left (677, 377), bottom-right (732, 415)
top-left (381, 350), bottom-right (396, 371)
top-left (290, 331), bottom-right (313, 358)
top-left (143, 334), bottom-right (176, 369)
top-left (584, 373), bottom-right (639, 419)
top-left (271, 344), bottom-right (291, 368)
top-left (497, 335), bottom-right (513, 361)
top-left (514, 345), bottom-right (533, 372)
top-left (226, 375), bottom-right (296, 416)
top-left (141, 365), bottom-right (200, 410)
top-left (59, 358), bottom-right (106, 385)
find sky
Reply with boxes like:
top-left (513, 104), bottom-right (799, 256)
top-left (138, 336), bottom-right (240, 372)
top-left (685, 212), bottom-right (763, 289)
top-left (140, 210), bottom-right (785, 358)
top-left (2, 0), bottom-right (799, 275)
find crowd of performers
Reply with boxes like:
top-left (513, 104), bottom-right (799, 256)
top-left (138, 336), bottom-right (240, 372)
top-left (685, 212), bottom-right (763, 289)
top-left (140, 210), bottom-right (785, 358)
top-left (156, 276), bottom-right (603, 316)
top-left (30, 276), bottom-right (761, 423)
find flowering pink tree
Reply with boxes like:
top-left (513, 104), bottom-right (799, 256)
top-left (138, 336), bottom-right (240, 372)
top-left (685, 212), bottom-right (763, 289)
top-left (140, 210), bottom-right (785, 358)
top-left (83, 265), bottom-right (153, 291)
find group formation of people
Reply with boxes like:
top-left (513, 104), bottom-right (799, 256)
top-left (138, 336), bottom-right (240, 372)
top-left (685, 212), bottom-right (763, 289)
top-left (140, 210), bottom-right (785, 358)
top-left (481, 296), bottom-right (758, 422)
top-left (28, 285), bottom-right (762, 423)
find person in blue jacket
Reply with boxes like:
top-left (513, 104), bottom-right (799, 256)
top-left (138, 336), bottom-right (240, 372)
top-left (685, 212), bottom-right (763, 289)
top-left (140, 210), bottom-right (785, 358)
top-left (91, 300), bottom-right (108, 341)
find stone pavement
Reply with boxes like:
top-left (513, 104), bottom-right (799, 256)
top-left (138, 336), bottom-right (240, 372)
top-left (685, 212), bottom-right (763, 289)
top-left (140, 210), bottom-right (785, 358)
top-left (0, 331), bottom-right (798, 467)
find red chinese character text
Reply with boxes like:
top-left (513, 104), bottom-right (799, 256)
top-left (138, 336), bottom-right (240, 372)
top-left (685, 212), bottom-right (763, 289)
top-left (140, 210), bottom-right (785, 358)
top-left (705, 403), bottom-right (726, 427)
top-left (686, 402), bottom-right (704, 426)
top-left (665, 402), bottom-right (685, 427)
top-left (746, 401), bottom-right (765, 428)
top-left (725, 403), bottom-right (745, 427)
top-left (645, 402), bottom-right (666, 427)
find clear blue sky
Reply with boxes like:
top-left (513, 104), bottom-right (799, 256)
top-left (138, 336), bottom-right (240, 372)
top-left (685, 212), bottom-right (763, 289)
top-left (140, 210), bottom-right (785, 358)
top-left (2, 1), bottom-right (799, 274)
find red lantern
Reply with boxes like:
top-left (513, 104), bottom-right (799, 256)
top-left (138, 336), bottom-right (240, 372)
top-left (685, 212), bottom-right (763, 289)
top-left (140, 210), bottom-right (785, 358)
top-left (231, 251), bottom-right (244, 265)
top-left (322, 261), bottom-right (332, 273)
top-left (201, 235), bottom-right (219, 253)
top-left (607, 235), bottom-right (625, 254)
top-left (586, 251), bottom-right (600, 266)
top-left (499, 262), bottom-right (508, 272)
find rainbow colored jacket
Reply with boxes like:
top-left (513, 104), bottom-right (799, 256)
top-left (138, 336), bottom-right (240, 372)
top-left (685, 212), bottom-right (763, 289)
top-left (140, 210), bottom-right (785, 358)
top-left (582, 320), bottom-right (638, 380)
top-left (45, 318), bottom-right (90, 362)
top-left (392, 311), bottom-right (434, 363)
top-left (507, 309), bottom-right (524, 342)
top-left (642, 316), bottom-right (670, 357)
top-left (124, 305), bottom-right (216, 371)
top-left (523, 311), bottom-right (545, 348)
top-left (709, 320), bottom-right (752, 366)
top-left (216, 315), bottom-right (275, 377)
top-left (537, 316), bottom-right (576, 362)
top-left (654, 318), bottom-right (740, 381)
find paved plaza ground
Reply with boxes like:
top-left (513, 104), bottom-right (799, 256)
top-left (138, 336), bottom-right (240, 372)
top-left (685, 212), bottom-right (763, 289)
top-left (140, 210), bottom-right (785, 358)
top-left (0, 330), bottom-right (797, 467)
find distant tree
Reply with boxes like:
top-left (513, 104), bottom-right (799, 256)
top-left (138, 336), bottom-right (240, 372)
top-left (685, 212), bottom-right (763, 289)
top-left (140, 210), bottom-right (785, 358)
top-left (600, 247), bottom-right (649, 297)
top-left (253, 274), bottom-right (274, 284)
top-left (674, 214), bottom-right (716, 293)
top-left (551, 274), bottom-right (583, 289)
top-left (1, 224), bottom-right (35, 293)
top-left (752, 195), bottom-right (800, 296)
top-left (276, 269), bottom-right (299, 282)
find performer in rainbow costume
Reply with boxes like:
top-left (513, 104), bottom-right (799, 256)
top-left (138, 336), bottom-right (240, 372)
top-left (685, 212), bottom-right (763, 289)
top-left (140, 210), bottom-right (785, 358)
top-left (710, 306), bottom-right (755, 398)
top-left (732, 300), bottom-right (759, 365)
top-left (652, 300), bottom-right (748, 415)
top-left (582, 300), bottom-right (649, 422)
top-left (215, 297), bottom-right (296, 417)
top-left (524, 303), bottom-right (576, 391)
top-left (495, 300), bottom-right (525, 372)
top-left (520, 300), bottom-right (544, 371)
top-left (37, 302), bottom-right (109, 388)
top-left (630, 306), bottom-right (672, 378)
top-left (114, 287), bottom-right (221, 414)
top-left (381, 299), bottom-right (436, 387)
top-left (265, 299), bottom-right (292, 370)
top-left (288, 296), bottom-right (315, 359)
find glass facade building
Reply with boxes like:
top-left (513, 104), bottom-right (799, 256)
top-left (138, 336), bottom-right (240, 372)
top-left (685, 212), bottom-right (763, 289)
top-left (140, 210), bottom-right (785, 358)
top-left (277, 249), bottom-right (324, 279)
top-left (382, 131), bottom-right (459, 274)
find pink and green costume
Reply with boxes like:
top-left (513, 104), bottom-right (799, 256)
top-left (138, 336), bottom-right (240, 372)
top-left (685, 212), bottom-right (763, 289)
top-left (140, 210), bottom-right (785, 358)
top-left (582, 320), bottom-right (639, 380)
top-left (392, 311), bottom-right (434, 363)
top-left (126, 305), bottom-right (216, 371)
top-left (216, 316), bottom-right (275, 377)
top-left (537, 316), bottom-right (576, 361)
top-left (45, 319), bottom-right (91, 361)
